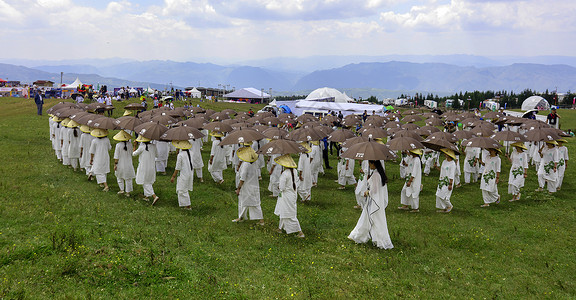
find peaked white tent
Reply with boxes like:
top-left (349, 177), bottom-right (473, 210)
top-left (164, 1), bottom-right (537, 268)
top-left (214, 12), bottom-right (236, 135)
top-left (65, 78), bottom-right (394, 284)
top-left (521, 96), bottom-right (550, 111)
top-left (63, 77), bottom-right (83, 89)
top-left (305, 87), bottom-right (353, 103)
top-left (186, 87), bottom-right (201, 98)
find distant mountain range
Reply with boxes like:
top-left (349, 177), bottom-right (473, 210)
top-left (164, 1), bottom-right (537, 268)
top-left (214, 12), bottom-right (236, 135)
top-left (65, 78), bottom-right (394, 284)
top-left (0, 55), bottom-right (575, 98)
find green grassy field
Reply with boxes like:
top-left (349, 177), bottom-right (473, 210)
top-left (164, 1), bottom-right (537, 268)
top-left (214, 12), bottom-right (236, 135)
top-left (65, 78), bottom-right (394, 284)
top-left (1, 98), bottom-right (575, 298)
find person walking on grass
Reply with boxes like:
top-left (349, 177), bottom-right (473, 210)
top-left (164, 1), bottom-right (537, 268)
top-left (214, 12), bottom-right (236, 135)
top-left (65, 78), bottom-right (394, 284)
top-left (556, 139), bottom-right (569, 191)
top-left (170, 141), bottom-right (194, 210)
top-left (507, 143), bottom-right (528, 202)
top-left (297, 142), bottom-right (313, 202)
top-left (79, 125), bottom-right (95, 178)
top-left (34, 90), bottom-right (43, 116)
top-left (337, 145), bottom-right (356, 190)
top-left (66, 120), bottom-right (81, 172)
top-left (399, 149), bottom-right (422, 212)
top-left (480, 148), bottom-right (501, 207)
top-left (435, 149), bottom-right (457, 213)
top-left (89, 129), bottom-right (111, 192)
top-left (208, 132), bottom-right (227, 184)
top-left (536, 141), bottom-right (559, 194)
top-left (189, 138), bottom-right (204, 182)
top-left (233, 146), bottom-right (264, 225)
top-left (348, 160), bottom-right (393, 249)
top-left (113, 130), bottom-right (136, 197)
top-left (274, 154), bottom-right (305, 238)
top-left (133, 136), bottom-right (159, 204)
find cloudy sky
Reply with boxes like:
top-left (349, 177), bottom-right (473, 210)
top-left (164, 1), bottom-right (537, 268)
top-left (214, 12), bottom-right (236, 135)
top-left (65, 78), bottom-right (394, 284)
top-left (1, 0), bottom-right (574, 62)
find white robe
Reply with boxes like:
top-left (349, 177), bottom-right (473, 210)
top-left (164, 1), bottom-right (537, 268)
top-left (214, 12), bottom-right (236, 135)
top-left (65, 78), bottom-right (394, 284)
top-left (268, 154), bottom-right (281, 196)
top-left (67, 128), bottom-right (82, 159)
top-left (189, 139), bottom-right (204, 169)
top-left (297, 153), bottom-right (313, 200)
top-left (348, 170), bottom-right (393, 249)
top-left (89, 137), bottom-right (111, 176)
top-left (238, 161), bottom-right (262, 219)
top-left (275, 168), bottom-right (301, 234)
top-left (310, 144), bottom-right (322, 183)
top-left (175, 150), bottom-right (194, 192)
top-left (133, 143), bottom-right (157, 185)
top-left (114, 141), bottom-right (136, 180)
top-left (557, 145), bottom-right (568, 189)
top-left (80, 133), bottom-right (95, 170)
top-left (480, 155), bottom-right (501, 203)
top-left (508, 150), bottom-right (528, 194)
top-left (401, 156), bottom-right (422, 208)
top-left (208, 139), bottom-right (227, 172)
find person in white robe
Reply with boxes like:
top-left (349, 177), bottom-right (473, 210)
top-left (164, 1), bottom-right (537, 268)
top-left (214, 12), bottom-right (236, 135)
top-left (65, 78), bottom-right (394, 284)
top-left (48, 116), bottom-right (55, 150)
top-left (252, 140), bottom-right (265, 180)
top-left (89, 129), bottom-right (112, 192)
top-left (66, 121), bottom-right (82, 171)
top-left (79, 125), bottom-right (95, 176)
top-left (354, 160), bottom-right (370, 209)
top-left (297, 143), bottom-right (313, 202)
top-left (435, 149), bottom-right (456, 212)
top-left (189, 138), bottom-right (204, 182)
top-left (133, 137), bottom-right (159, 204)
top-left (233, 147), bottom-right (264, 224)
top-left (422, 148), bottom-right (436, 176)
top-left (480, 148), bottom-right (501, 207)
top-left (171, 141), bottom-right (194, 210)
top-left (338, 145), bottom-right (356, 189)
top-left (113, 130), bottom-right (136, 196)
top-left (399, 151), bottom-right (409, 179)
top-left (507, 143), bottom-right (528, 201)
top-left (61, 121), bottom-right (71, 166)
top-left (536, 141), bottom-right (559, 193)
top-left (310, 141), bottom-right (322, 186)
top-left (268, 154), bottom-right (281, 197)
top-left (274, 154), bottom-right (305, 238)
top-left (348, 160), bottom-right (393, 249)
top-left (154, 140), bottom-right (170, 174)
top-left (208, 133), bottom-right (227, 184)
top-left (51, 117), bottom-right (63, 160)
top-left (555, 139), bottom-right (569, 191)
top-left (399, 149), bottom-right (422, 212)
top-left (531, 141), bottom-right (542, 170)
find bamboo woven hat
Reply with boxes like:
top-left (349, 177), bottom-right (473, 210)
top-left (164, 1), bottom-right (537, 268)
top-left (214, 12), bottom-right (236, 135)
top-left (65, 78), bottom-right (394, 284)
top-left (556, 139), bottom-right (568, 144)
top-left (210, 131), bottom-right (224, 138)
top-left (310, 140), bottom-right (320, 146)
top-left (79, 125), bottom-right (92, 133)
top-left (488, 147), bottom-right (502, 154)
top-left (66, 120), bottom-right (80, 128)
top-left (440, 148), bottom-right (456, 160)
top-left (135, 135), bottom-right (151, 143)
top-left (511, 142), bottom-right (527, 150)
top-left (52, 116), bottom-right (63, 122)
top-left (237, 146), bottom-right (258, 163)
top-left (123, 110), bottom-right (133, 116)
top-left (409, 148), bottom-right (423, 155)
top-left (545, 140), bottom-right (558, 145)
top-left (274, 154), bottom-right (297, 169)
top-left (113, 130), bottom-right (132, 142)
top-left (61, 118), bottom-right (71, 127)
top-left (90, 128), bottom-right (109, 138)
top-left (299, 142), bottom-right (312, 153)
top-left (172, 140), bottom-right (192, 150)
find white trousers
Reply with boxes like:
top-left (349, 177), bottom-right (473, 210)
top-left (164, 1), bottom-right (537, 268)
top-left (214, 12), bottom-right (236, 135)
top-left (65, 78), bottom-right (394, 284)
top-left (143, 183), bottom-right (155, 197)
top-left (538, 174), bottom-right (556, 192)
top-left (96, 174), bottom-right (107, 184)
top-left (117, 178), bottom-right (133, 193)
top-left (508, 184), bottom-right (520, 195)
top-left (239, 205), bottom-right (263, 220)
top-left (55, 150), bottom-right (62, 160)
top-left (482, 189), bottom-right (499, 203)
top-left (297, 187), bottom-right (311, 201)
top-left (435, 196), bottom-right (452, 210)
top-left (156, 160), bottom-right (167, 172)
top-left (338, 174), bottom-right (356, 186)
top-left (464, 172), bottom-right (478, 183)
top-left (70, 158), bottom-right (79, 169)
top-left (279, 217), bottom-right (302, 234)
top-left (210, 171), bottom-right (223, 182)
top-left (85, 165), bottom-right (92, 176)
top-left (62, 154), bottom-right (70, 166)
top-left (401, 189), bottom-right (419, 209)
top-left (177, 189), bottom-right (191, 207)
top-left (194, 168), bottom-right (203, 179)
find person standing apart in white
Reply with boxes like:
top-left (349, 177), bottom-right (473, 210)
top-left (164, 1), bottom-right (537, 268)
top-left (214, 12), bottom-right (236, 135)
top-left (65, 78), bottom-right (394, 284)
top-left (133, 136), bottom-right (160, 204)
top-left (233, 147), bottom-right (264, 225)
top-left (208, 132), bottom-right (227, 184)
top-left (480, 148), bottom-right (501, 207)
top-left (171, 141), bottom-right (194, 210)
top-left (113, 130), bottom-right (136, 197)
top-left (399, 149), bottom-right (422, 212)
top-left (274, 154), bottom-right (305, 238)
top-left (348, 160), bottom-right (393, 249)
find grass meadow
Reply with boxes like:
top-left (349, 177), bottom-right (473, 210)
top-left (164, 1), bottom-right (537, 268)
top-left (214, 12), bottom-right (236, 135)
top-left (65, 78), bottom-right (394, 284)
top-left (1, 97), bottom-right (575, 299)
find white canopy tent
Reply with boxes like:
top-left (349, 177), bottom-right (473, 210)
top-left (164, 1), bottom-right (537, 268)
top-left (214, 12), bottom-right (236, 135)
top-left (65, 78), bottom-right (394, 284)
top-left (305, 87), bottom-right (354, 103)
top-left (186, 87), bottom-right (201, 98)
top-left (63, 77), bottom-right (83, 89)
top-left (293, 100), bottom-right (383, 116)
top-left (521, 96), bottom-right (550, 111)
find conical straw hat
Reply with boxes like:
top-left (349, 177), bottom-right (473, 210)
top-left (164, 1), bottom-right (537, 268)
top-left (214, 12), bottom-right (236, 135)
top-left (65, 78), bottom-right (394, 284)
top-left (90, 128), bottom-right (109, 138)
top-left (274, 154), bottom-right (297, 168)
top-left (113, 130), bottom-right (132, 142)
top-left (172, 140), bottom-right (192, 150)
top-left (237, 146), bottom-right (258, 163)
top-left (440, 148), bottom-right (456, 160)
top-left (135, 135), bottom-right (151, 143)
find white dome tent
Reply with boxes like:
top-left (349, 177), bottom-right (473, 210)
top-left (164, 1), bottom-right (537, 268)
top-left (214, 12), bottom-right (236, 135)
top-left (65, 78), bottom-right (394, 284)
top-left (305, 87), bottom-right (354, 103)
top-left (521, 96), bottom-right (550, 111)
